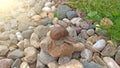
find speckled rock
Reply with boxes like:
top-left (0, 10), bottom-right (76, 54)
top-left (11, 58), bottom-right (21, 68)
top-left (58, 59), bottom-right (84, 68)
top-left (22, 30), bottom-right (33, 39)
top-left (66, 11), bottom-right (78, 19)
top-left (0, 58), bottom-right (13, 68)
top-left (0, 45), bottom-right (9, 56)
top-left (56, 4), bottom-right (72, 19)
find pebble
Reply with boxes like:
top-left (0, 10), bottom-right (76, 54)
top-left (24, 39), bottom-right (31, 48)
top-left (57, 20), bottom-right (68, 27)
top-left (36, 54), bottom-right (45, 68)
top-left (93, 39), bottom-right (106, 52)
top-left (115, 50), bottom-right (120, 65)
top-left (66, 11), bottom-right (78, 19)
top-left (63, 18), bottom-right (70, 24)
top-left (38, 49), bottom-right (56, 64)
top-left (0, 31), bottom-right (10, 40)
top-left (51, 6), bottom-right (56, 12)
top-left (66, 26), bottom-right (77, 37)
top-left (9, 34), bottom-right (18, 44)
top-left (11, 58), bottom-right (21, 68)
top-left (20, 62), bottom-right (30, 68)
top-left (39, 12), bottom-right (47, 19)
top-left (42, 7), bottom-right (51, 13)
top-left (58, 56), bottom-right (71, 65)
top-left (34, 3), bottom-right (42, 14)
top-left (80, 29), bottom-right (89, 39)
top-left (32, 15), bottom-right (41, 21)
top-left (30, 33), bottom-right (40, 48)
top-left (17, 40), bottom-right (24, 50)
top-left (7, 49), bottom-right (24, 59)
top-left (45, 2), bottom-right (53, 7)
top-left (73, 42), bottom-right (85, 51)
top-left (81, 49), bottom-right (93, 61)
top-left (58, 59), bottom-right (84, 68)
top-left (44, 18), bottom-right (52, 24)
top-left (22, 29), bottom-right (33, 39)
top-left (23, 47), bottom-right (37, 64)
top-left (16, 32), bottom-right (24, 41)
top-left (80, 21), bottom-right (89, 29)
top-left (103, 57), bottom-right (120, 68)
top-left (71, 17), bottom-right (82, 26)
top-left (72, 52), bottom-right (80, 59)
top-left (0, 45), bottom-right (9, 56)
top-left (0, 58), bottom-right (13, 68)
top-left (52, 17), bottom-right (59, 24)
top-left (48, 62), bottom-right (58, 68)
top-left (87, 29), bottom-right (95, 36)
top-left (56, 4), bottom-right (72, 19)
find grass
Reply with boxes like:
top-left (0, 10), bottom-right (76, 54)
top-left (67, 0), bottom-right (120, 46)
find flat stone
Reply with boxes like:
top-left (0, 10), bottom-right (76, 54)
top-left (11, 58), bottom-right (21, 68)
top-left (0, 45), bottom-right (9, 56)
top-left (7, 49), bottom-right (24, 59)
top-left (58, 59), bottom-right (84, 68)
top-left (0, 58), bottom-right (13, 68)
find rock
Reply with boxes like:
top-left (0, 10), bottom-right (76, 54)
top-left (87, 29), bottom-right (95, 36)
top-left (0, 31), bottom-right (10, 40)
top-left (32, 15), bottom-right (41, 21)
top-left (23, 47), bottom-right (37, 64)
top-left (80, 21), bottom-right (89, 29)
top-left (9, 34), bottom-right (18, 44)
top-left (115, 50), bottom-right (120, 65)
top-left (66, 26), bottom-right (77, 37)
top-left (38, 49), bottom-right (56, 64)
top-left (100, 18), bottom-right (113, 27)
top-left (0, 45), bottom-right (9, 56)
top-left (10, 19), bottom-right (18, 29)
top-left (27, 0), bottom-right (36, 6)
top-left (39, 12), bottom-right (47, 19)
top-left (44, 18), bottom-right (52, 24)
top-left (81, 49), bottom-right (93, 61)
top-left (56, 4), bottom-right (72, 19)
top-left (66, 11), bottom-right (78, 19)
top-left (57, 20), bottom-right (68, 27)
top-left (80, 29), bottom-right (89, 39)
top-left (58, 59), bottom-right (84, 68)
top-left (72, 52), bottom-right (80, 59)
top-left (30, 33), bottom-right (40, 48)
top-left (52, 18), bottom-right (59, 24)
top-left (87, 34), bottom-right (98, 44)
top-left (23, 39), bottom-right (31, 48)
top-left (0, 58), bottom-right (13, 68)
top-left (17, 40), bottom-right (24, 50)
top-left (11, 58), bottom-right (21, 68)
top-left (36, 54), bottom-right (45, 68)
top-left (93, 39), bottom-right (106, 52)
top-left (4, 23), bottom-right (12, 31)
top-left (48, 62), bottom-right (58, 68)
top-left (16, 32), bottom-right (24, 41)
top-left (42, 7), bottom-right (51, 13)
top-left (103, 57), bottom-right (120, 68)
top-left (20, 62), bottom-right (30, 68)
top-left (73, 42), bottom-right (85, 52)
top-left (82, 61), bottom-right (103, 68)
top-left (51, 6), bottom-right (56, 12)
top-left (58, 56), bottom-right (71, 65)
top-left (45, 2), bottom-right (53, 7)
top-left (70, 17), bottom-right (82, 26)
top-left (22, 30), bottom-right (33, 39)
top-left (27, 8), bottom-right (36, 17)
top-left (34, 3), bottom-right (42, 14)
top-left (34, 25), bottom-right (50, 38)
top-left (63, 18), bottom-right (70, 25)
top-left (7, 49), bottom-right (24, 59)
top-left (101, 41), bottom-right (116, 56)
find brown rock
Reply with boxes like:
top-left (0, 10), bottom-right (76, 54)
top-left (48, 42), bottom-right (74, 57)
top-left (58, 59), bottom-right (84, 68)
top-left (73, 42), bottom-right (85, 52)
top-left (0, 58), bottom-right (13, 68)
top-left (80, 29), bottom-right (89, 39)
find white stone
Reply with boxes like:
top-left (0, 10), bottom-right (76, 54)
top-left (71, 17), bottom-right (82, 26)
top-left (51, 6), bottom-right (56, 12)
top-left (16, 32), bottom-right (23, 41)
top-left (42, 7), bottom-right (51, 13)
top-left (20, 62), bottom-right (30, 68)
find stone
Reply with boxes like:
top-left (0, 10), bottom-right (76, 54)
top-left (100, 18), bottom-right (113, 27)
top-left (52, 18), bottom-right (59, 24)
top-left (48, 12), bottom-right (54, 18)
top-left (27, 8), bottom-right (36, 17)
top-left (7, 49), bottom-right (24, 59)
top-left (0, 31), bottom-right (10, 40)
top-left (24, 39), bottom-right (31, 48)
top-left (45, 2), bottom-right (53, 7)
top-left (63, 18), bottom-right (70, 25)
top-left (34, 25), bottom-right (50, 38)
top-left (80, 21), bottom-right (89, 29)
top-left (70, 17), bottom-right (82, 26)
top-left (20, 62), bottom-right (30, 68)
top-left (17, 40), bottom-right (24, 50)
top-left (58, 59), bottom-right (84, 68)
top-left (81, 49), bottom-right (93, 61)
top-left (66, 11), bottom-right (78, 19)
top-left (48, 62), bottom-right (58, 68)
top-left (80, 29), bottom-right (89, 39)
top-left (38, 49), bottom-right (56, 64)
top-left (73, 42), bottom-right (85, 51)
top-left (56, 4), bottom-right (72, 19)
top-left (9, 34), bottom-right (18, 44)
top-left (36, 54), bottom-right (45, 68)
top-left (115, 50), bottom-right (120, 65)
top-left (103, 57), bottom-right (120, 68)
top-left (87, 29), bottom-right (95, 36)
top-left (58, 56), bottom-right (71, 65)
top-left (0, 58), bottom-right (13, 68)
top-left (57, 20), bottom-right (68, 27)
top-left (22, 30), bottom-right (33, 39)
top-left (44, 18), bottom-right (52, 24)
top-left (16, 32), bottom-right (24, 41)
top-left (11, 58), bottom-right (21, 68)
top-left (0, 45), bottom-right (9, 56)
top-left (30, 33), bottom-right (40, 48)
top-left (82, 61), bottom-right (103, 68)
top-left (39, 12), bottom-right (47, 19)
top-left (66, 26), bottom-right (77, 37)
top-left (32, 15), bottom-right (41, 21)
top-left (10, 19), bottom-right (18, 29)
top-left (72, 52), bottom-right (80, 59)
top-left (51, 6), bottom-right (56, 12)
top-left (42, 7), bottom-right (51, 13)
top-left (34, 3), bottom-right (42, 14)
top-left (23, 47), bottom-right (37, 64)
top-left (93, 39), bottom-right (106, 52)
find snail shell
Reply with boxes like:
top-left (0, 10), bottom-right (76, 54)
top-left (50, 26), bottom-right (68, 40)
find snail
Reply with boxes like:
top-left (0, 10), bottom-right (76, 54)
top-left (50, 26), bottom-right (68, 40)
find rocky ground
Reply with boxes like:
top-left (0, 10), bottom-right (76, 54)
top-left (0, 0), bottom-right (120, 68)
